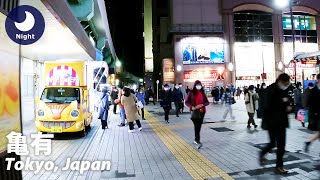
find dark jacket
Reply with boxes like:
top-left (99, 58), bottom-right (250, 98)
top-left (160, 90), bottom-right (172, 108)
top-left (257, 88), bottom-right (267, 118)
top-left (303, 88), bottom-right (312, 108)
top-left (262, 83), bottom-right (291, 130)
top-left (172, 88), bottom-right (183, 102)
top-left (307, 86), bottom-right (320, 114)
top-left (99, 92), bottom-right (109, 121)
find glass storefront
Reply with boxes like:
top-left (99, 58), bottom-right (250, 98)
top-left (234, 42), bottom-right (275, 87)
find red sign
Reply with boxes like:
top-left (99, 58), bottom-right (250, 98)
top-left (184, 70), bottom-right (220, 80)
top-left (236, 76), bottom-right (261, 80)
top-left (289, 62), bottom-right (317, 69)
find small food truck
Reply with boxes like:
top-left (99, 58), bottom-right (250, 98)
top-left (35, 62), bottom-right (93, 136)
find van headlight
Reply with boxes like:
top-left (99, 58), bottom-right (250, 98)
top-left (37, 109), bottom-right (44, 117)
top-left (70, 110), bottom-right (79, 118)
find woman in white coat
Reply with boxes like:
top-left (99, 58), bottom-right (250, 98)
top-left (245, 85), bottom-right (259, 128)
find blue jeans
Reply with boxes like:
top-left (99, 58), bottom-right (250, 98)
top-left (119, 108), bottom-right (126, 124)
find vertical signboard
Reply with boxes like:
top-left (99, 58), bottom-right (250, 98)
top-left (162, 58), bottom-right (175, 83)
top-left (0, 12), bottom-right (21, 157)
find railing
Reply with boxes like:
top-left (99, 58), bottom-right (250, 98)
top-left (170, 24), bottom-right (223, 33)
top-left (0, 0), bottom-right (18, 14)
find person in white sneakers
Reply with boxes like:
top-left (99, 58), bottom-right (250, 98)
top-left (121, 87), bottom-right (142, 132)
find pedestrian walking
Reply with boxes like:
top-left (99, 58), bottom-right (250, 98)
top-left (304, 74), bottom-right (320, 152)
top-left (221, 88), bottom-right (235, 121)
top-left (219, 87), bottom-right (225, 102)
top-left (260, 73), bottom-right (292, 174)
top-left (173, 84), bottom-right (184, 117)
top-left (293, 82), bottom-right (304, 127)
top-left (114, 85), bottom-right (126, 127)
top-left (186, 86), bottom-right (190, 95)
top-left (236, 87), bottom-right (242, 100)
top-left (159, 84), bottom-right (173, 123)
top-left (111, 86), bottom-right (118, 114)
top-left (245, 85), bottom-right (259, 128)
top-left (257, 83), bottom-right (267, 119)
top-left (136, 88), bottom-right (146, 120)
top-left (121, 87), bottom-right (142, 133)
top-left (185, 80), bottom-right (209, 149)
top-left (98, 87), bottom-right (109, 129)
top-left (147, 86), bottom-right (156, 105)
top-left (179, 83), bottom-right (186, 113)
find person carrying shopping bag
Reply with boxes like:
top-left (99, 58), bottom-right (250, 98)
top-left (121, 87), bottom-right (142, 133)
top-left (185, 80), bottom-right (209, 149)
top-left (221, 88), bottom-right (235, 121)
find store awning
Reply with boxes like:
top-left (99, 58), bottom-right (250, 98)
top-left (291, 51), bottom-right (320, 64)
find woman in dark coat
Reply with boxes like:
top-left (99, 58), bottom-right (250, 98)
top-left (99, 88), bottom-right (109, 129)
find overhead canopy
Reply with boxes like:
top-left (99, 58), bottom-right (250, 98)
top-left (291, 51), bottom-right (320, 64)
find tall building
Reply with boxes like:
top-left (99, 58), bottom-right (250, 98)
top-left (154, 0), bottom-right (320, 89)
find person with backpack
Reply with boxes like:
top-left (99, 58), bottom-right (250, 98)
top-left (245, 85), bottom-right (259, 128)
top-left (221, 88), bottom-right (235, 121)
top-left (98, 88), bottom-right (110, 129)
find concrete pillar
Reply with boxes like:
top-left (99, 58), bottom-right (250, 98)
top-left (316, 15), bottom-right (320, 50)
top-left (272, 11), bottom-right (284, 78)
top-left (223, 11), bottom-right (235, 85)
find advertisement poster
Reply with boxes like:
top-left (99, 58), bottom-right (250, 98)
top-left (162, 58), bottom-right (175, 83)
top-left (184, 69), bottom-right (224, 82)
top-left (182, 43), bottom-right (224, 64)
top-left (0, 14), bottom-right (21, 156)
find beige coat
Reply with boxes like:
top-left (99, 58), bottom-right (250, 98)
top-left (245, 91), bottom-right (259, 113)
top-left (121, 93), bottom-right (140, 122)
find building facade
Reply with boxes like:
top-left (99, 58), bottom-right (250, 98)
top-left (161, 0), bottom-right (320, 89)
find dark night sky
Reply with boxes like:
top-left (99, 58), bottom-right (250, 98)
top-left (105, 0), bottom-right (144, 77)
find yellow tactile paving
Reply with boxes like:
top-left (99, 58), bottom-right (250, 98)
top-left (145, 111), bottom-right (234, 180)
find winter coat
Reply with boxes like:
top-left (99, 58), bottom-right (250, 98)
top-left (303, 88), bottom-right (312, 108)
top-left (121, 93), bottom-right (140, 122)
top-left (98, 92), bottom-right (109, 121)
top-left (160, 90), bottom-right (172, 108)
top-left (262, 83), bottom-right (291, 130)
top-left (185, 90), bottom-right (210, 112)
top-left (136, 92), bottom-right (146, 105)
top-left (293, 88), bottom-right (302, 105)
top-left (115, 89), bottom-right (124, 108)
top-left (245, 91), bottom-right (259, 113)
top-left (172, 88), bottom-right (184, 102)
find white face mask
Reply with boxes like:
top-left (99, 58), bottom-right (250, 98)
top-left (262, 85), bottom-right (267, 89)
top-left (309, 86), bottom-right (313, 89)
top-left (279, 85), bottom-right (289, 90)
top-left (179, 85), bottom-right (182, 87)
top-left (175, 86), bottom-right (179, 89)
top-left (196, 85), bottom-right (202, 90)
top-left (164, 87), bottom-right (169, 91)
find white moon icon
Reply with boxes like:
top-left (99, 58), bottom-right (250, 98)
top-left (14, 11), bottom-right (35, 32)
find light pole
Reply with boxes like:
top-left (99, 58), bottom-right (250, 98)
top-left (156, 80), bottom-right (159, 102)
top-left (275, 0), bottom-right (299, 83)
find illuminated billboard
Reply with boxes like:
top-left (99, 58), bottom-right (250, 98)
top-left (181, 37), bottom-right (224, 65)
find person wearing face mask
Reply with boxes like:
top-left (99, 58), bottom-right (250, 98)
top-left (302, 82), bottom-right (314, 109)
top-left (260, 73), bottom-right (292, 174)
top-left (159, 84), bottom-right (173, 123)
top-left (136, 88), bottom-right (146, 120)
top-left (185, 80), bottom-right (209, 149)
top-left (173, 84), bottom-right (184, 117)
top-left (305, 74), bottom-right (320, 152)
top-left (245, 85), bottom-right (259, 128)
top-left (293, 82), bottom-right (304, 127)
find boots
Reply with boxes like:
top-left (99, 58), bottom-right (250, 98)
top-left (101, 120), bottom-right (107, 129)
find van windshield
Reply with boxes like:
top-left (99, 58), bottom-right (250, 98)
top-left (41, 87), bottom-right (80, 103)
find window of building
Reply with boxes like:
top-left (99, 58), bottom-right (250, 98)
top-left (234, 11), bottom-right (273, 42)
top-left (283, 14), bottom-right (317, 43)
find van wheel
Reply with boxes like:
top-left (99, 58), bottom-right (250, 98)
top-left (80, 128), bottom-right (86, 137)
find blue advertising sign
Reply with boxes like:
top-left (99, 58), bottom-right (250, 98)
top-left (182, 44), bottom-right (224, 65)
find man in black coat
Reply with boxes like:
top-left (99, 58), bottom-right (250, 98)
top-left (159, 84), bottom-right (172, 123)
top-left (305, 74), bottom-right (320, 152)
top-left (260, 73), bottom-right (292, 174)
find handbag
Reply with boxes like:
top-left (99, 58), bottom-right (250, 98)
top-left (136, 100), bottom-right (144, 111)
top-left (191, 109), bottom-right (201, 120)
top-left (296, 109), bottom-right (306, 122)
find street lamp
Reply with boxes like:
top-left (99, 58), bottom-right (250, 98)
top-left (116, 61), bottom-right (121, 67)
top-left (275, 0), bottom-right (300, 83)
top-left (177, 65), bottom-right (182, 72)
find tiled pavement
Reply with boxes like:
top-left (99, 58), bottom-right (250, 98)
top-left (21, 99), bottom-right (320, 179)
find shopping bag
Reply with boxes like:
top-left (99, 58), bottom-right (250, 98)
top-left (296, 109), bottom-right (306, 123)
top-left (149, 97), bottom-right (154, 101)
top-left (136, 100), bottom-right (144, 111)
